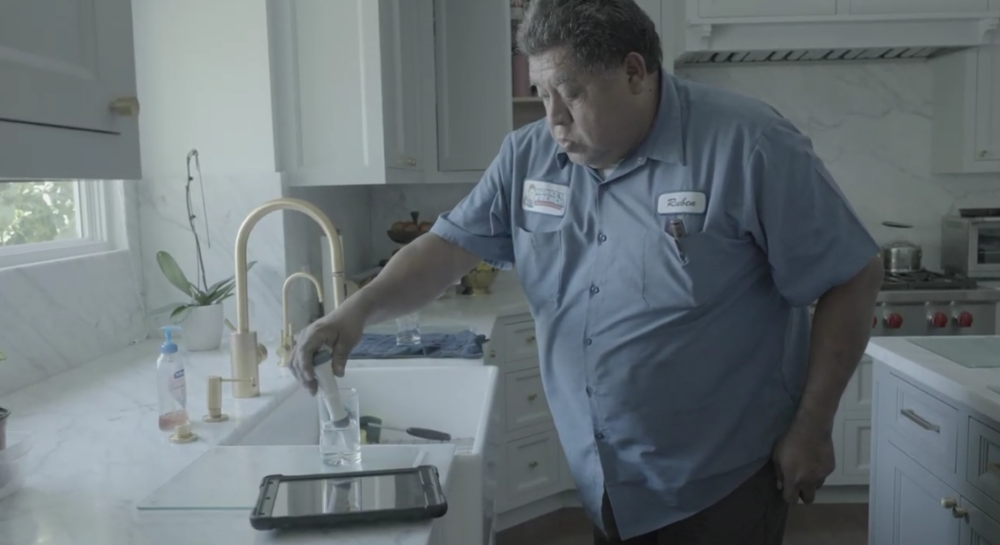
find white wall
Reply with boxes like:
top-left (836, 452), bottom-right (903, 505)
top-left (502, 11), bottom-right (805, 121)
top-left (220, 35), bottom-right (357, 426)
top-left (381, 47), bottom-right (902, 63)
top-left (133, 0), bottom-right (291, 342)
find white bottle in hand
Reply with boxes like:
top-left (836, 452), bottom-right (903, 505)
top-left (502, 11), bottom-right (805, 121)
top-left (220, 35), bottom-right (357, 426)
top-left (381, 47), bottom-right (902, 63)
top-left (157, 326), bottom-right (190, 431)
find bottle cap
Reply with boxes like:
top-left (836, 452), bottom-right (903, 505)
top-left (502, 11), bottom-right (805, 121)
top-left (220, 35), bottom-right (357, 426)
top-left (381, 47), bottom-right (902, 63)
top-left (160, 326), bottom-right (180, 355)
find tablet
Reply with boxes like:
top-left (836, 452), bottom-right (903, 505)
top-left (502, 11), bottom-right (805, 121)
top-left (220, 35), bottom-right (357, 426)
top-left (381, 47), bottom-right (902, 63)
top-left (249, 465), bottom-right (448, 531)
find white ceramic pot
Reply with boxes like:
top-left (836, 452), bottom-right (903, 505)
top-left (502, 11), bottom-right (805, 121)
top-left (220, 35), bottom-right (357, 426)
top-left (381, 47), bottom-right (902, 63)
top-left (181, 304), bottom-right (225, 352)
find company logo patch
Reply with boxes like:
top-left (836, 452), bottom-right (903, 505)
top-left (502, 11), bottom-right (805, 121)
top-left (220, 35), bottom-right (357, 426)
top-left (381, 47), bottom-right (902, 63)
top-left (522, 180), bottom-right (568, 217)
top-left (657, 191), bottom-right (706, 215)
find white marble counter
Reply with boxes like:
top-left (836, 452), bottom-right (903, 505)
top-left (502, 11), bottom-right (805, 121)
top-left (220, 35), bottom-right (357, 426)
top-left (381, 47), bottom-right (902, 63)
top-left (866, 336), bottom-right (1000, 424)
top-left (0, 278), bottom-right (528, 545)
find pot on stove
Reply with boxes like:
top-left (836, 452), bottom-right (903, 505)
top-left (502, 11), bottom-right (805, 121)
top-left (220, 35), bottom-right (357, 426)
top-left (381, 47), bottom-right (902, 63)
top-left (880, 221), bottom-right (922, 274)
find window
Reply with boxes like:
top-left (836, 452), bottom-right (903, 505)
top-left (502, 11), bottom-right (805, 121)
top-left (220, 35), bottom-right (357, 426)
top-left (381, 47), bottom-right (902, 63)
top-left (0, 180), bottom-right (115, 269)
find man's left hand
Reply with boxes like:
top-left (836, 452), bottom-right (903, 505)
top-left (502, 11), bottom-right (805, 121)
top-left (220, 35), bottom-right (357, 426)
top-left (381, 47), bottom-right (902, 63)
top-left (771, 418), bottom-right (836, 505)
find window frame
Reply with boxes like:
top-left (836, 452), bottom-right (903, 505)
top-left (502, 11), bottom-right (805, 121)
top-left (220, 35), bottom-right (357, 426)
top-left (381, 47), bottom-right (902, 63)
top-left (0, 180), bottom-right (118, 270)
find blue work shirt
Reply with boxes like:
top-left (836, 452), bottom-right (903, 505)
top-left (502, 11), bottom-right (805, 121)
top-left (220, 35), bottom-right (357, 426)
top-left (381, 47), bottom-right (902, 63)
top-left (431, 71), bottom-right (879, 540)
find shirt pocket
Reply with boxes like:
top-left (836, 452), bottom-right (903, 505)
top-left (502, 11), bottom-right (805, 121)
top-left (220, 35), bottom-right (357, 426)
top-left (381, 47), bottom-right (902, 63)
top-left (513, 227), bottom-right (564, 310)
top-left (641, 228), bottom-right (752, 310)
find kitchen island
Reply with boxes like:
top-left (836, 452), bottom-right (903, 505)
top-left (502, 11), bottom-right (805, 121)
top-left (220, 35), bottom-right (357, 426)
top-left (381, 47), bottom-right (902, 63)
top-left (867, 336), bottom-right (1000, 544)
top-left (0, 276), bottom-right (528, 545)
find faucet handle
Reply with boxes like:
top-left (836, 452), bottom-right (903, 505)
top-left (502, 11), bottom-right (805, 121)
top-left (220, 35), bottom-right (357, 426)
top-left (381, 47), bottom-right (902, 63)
top-left (225, 318), bottom-right (268, 364)
top-left (203, 374), bottom-right (257, 423)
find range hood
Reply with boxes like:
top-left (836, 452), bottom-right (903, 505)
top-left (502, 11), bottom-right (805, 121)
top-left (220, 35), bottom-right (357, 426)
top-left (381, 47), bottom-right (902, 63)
top-left (672, 13), bottom-right (1000, 67)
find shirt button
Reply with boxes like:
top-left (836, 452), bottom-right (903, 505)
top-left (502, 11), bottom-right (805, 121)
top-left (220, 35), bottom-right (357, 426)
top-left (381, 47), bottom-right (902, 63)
top-left (597, 233), bottom-right (607, 243)
top-left (586, 386), bottom-right (594, 396)
top-left (585, 338), bottom-right (593, 346)
top-left (595, 432), bottom-right (605, 440)
top-left (590, 285), bottom-right (600, 295)
top-left (637, 157), bottom-right (646, 165)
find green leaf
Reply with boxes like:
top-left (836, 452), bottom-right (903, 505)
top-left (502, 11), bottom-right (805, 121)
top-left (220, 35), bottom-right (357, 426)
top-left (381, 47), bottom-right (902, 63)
top-left (204, 283), bottom-right (236, 305)
top-left (156, 251), bottom-right (194, 298)
top-left (203, 260), bottom-right (258, 295)
top-left (169, 304), bottom-right (194, 323)
top-left (149, 303), bottom-right (183, 316)
top-left (0, 350), bottom-right (6, 362)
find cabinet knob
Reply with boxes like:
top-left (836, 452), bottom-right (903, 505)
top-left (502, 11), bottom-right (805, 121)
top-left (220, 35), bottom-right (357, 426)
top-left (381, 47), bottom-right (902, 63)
top-left (952, 507), bottom-right (969, 518)
top-left (941, 497), bottom-right (957, 509)
top-left (528, 461), bottom-right (538, 469)
top-left (526, 335), bottom-right (536, 344)
top-left (527, 393), bottom-right (538, 402)
top-left (979, 150), bottom-right (989, 158)
top-left (403, 157), bottom-right (418, 167)
top-left (109, 96), bottom-right (140, 117)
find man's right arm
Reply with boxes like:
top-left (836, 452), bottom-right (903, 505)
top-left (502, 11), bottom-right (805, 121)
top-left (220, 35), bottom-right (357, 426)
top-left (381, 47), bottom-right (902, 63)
top-left (349, 233), bottom-right (483, 326)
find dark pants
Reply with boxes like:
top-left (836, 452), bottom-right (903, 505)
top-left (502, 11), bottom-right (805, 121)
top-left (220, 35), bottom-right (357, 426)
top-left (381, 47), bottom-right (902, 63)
top-left (593, 462), bottom-right (789, 545)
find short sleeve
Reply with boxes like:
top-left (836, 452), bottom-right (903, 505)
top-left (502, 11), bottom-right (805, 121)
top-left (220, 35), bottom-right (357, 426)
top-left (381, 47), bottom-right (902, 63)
top-left (430, 134), bottom-right (516, 270)
top-left (745, 119), bottom-right (880, 307)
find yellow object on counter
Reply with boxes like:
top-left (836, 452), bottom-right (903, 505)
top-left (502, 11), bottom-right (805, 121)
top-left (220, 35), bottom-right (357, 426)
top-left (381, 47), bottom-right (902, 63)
top-left (361, 428), bottom-right (368, 445)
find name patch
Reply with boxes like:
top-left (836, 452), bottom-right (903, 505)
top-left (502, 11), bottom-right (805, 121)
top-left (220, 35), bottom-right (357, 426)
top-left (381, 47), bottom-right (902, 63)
top-left (522, 180), bottom-right (568, 217)
top-left (657, 192), bottom-right (706, 215)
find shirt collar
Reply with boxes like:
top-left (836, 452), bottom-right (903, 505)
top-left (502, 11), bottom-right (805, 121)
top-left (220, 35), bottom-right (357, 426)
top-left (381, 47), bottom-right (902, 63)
top-left (555, 71), bottom-right (686, 169)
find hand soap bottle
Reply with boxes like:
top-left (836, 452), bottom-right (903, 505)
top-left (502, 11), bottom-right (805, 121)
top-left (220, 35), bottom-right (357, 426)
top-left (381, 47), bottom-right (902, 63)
top-left (157, 326), bottom-right (190, 432)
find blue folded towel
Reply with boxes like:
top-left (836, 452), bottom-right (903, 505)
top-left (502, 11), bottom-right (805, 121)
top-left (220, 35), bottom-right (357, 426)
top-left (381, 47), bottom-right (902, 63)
top-left (349, 330), bottom-right (487, 359)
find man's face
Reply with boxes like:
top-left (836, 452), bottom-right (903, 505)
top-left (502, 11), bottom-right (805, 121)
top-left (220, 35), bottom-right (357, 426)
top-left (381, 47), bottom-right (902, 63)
top-left (529, 47), bottom-right (645, 169)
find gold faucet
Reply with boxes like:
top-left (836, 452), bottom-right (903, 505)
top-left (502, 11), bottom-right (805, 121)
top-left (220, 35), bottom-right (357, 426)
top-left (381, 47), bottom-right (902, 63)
top-left (277, 272), bottom-right (324, 368)
top-left (232, 198), bottom-right (346, 398)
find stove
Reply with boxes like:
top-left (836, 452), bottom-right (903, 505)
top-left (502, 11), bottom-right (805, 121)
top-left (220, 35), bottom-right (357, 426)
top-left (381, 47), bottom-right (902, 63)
top-left (873, 270), bottom-right (1000, 336)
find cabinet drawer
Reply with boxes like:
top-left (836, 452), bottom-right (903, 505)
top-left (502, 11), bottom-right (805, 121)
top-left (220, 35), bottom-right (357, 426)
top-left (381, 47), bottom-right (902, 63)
top-left (503, 320), bottom-right (539, 363)
top-left (888, 374), bottom-right (960, 474)
top-left (504, 431), bottom-right (561, 506)
top-left (967, 417), bottom-right (1000, 505)
top-left (505, 368), bottom-right (552, 432)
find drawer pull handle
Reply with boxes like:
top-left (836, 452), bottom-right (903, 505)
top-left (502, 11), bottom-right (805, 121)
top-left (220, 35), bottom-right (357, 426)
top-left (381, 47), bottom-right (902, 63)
top-left (528, 461), bottom-right (538, 469)
top-left (528, 393), bottom-right (538, 402)
top-left (900, 408), bottom-right (940, 432)
top-left (526, 335), bottom-right (536, 344)
top-left (941, 498), bottom-right (958, 509)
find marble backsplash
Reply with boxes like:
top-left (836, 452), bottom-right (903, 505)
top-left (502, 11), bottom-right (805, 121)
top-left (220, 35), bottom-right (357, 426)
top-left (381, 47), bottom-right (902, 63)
top-left (366, 62), bottom-right (1000, 273)
top-left (138, 171), bottom-right (288, 343)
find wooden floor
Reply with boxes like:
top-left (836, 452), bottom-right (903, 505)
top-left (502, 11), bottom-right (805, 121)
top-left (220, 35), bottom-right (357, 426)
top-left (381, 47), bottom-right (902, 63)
top-left (496, 503), bottom-right (868, 545)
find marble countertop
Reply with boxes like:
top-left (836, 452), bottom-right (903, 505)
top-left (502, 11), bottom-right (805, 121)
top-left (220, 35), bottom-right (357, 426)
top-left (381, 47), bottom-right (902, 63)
top-left (0, 277), bottom-right (528, 545)
top-left (866, 336), bottom-right (1000, 424)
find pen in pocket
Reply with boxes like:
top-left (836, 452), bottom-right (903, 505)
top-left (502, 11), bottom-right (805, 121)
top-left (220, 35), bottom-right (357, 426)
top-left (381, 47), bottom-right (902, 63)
top-left (668, 219), bottom-right (688, 263)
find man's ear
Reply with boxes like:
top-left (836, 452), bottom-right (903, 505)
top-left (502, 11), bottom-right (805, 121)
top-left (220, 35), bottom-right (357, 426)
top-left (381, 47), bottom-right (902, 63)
top-left (622, 52), bottom-right (649, 95)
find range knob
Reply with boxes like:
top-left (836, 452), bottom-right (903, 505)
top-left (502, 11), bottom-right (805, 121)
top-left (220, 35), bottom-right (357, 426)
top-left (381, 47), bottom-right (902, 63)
top-left (955, 311), bottom-right (974, 328)
top-left (928, 312), bottom-right (949, 328)
top-left (872, 316), bottom-right (877, 329)
top-left (885, 313), bottom-right (904, 329)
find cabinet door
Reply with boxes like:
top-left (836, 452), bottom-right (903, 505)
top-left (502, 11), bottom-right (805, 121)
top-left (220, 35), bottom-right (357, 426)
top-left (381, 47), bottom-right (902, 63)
top-left (434, 0), bottom-right (511, 172)
top-left (380, 0), bottom-right (423, 172)
top-left (696, 0), bottom-right (836, 18)
top-left (975, 44), bottom-right (1000, 164)
top-left (0, 0), bottom-right (140, 180)
top-left (961, 499), bottom-right (1000, 544)
top-left (871, 439), bottom-right (962, 545)
top-left (847, 0), bottom-right (989, 14)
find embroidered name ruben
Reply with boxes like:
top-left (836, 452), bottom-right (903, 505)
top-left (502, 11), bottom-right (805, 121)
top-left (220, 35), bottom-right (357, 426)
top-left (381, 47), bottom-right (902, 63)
top-left (657, 192), bottom-right (707, 215)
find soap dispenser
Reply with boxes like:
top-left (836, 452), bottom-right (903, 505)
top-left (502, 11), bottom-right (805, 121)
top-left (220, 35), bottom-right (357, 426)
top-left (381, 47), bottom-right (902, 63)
top-left (157, 326), bottom-right (191, 434)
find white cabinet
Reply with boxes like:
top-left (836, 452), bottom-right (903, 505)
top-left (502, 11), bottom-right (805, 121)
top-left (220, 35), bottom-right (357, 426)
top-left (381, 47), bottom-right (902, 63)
top-left (695, 0), bottom-right (836, 18)
top-left (0, 0), bottom-right (141, 180)
top-left (827, 356), bottom-right (874, 486)
top-left (931, 45), bottom-right (1000, 174)
top-left (846, 0), bottom-right (990, 15)
top-left (269, 0), bottom-right (429, 186)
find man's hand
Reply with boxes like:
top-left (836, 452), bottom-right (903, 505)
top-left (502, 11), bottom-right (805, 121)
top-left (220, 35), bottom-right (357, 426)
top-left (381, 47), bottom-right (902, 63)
top-left (771, 416), bottom-right (835, 505)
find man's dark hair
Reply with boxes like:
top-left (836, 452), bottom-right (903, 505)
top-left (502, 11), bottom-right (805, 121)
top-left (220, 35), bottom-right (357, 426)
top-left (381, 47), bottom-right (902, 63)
top-left (516, 0), bottom-right (662, 75)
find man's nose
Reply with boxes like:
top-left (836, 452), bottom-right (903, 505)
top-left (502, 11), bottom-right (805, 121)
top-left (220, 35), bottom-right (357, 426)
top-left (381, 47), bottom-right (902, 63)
top-left (546, 96), bottom-right (571, 126)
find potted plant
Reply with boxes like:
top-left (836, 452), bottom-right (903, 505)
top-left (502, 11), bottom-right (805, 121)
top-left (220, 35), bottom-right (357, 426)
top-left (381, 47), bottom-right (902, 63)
top-left (0, 350), bottom-right (7, 451)
top-left (153, 150), bottom-right (255, 351)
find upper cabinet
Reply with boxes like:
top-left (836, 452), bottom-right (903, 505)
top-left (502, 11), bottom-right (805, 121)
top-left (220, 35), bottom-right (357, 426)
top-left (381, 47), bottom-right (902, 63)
top-left (269, 0), bottom-right (429, 186)
top-left (696, 0), bottom-right (836, 18)
top-left (931, 45), bottom-right (1000, 174)
top-left (846, 0), bottom-right (990, 15)
top-left (0, 0), bottom-right (141, 180)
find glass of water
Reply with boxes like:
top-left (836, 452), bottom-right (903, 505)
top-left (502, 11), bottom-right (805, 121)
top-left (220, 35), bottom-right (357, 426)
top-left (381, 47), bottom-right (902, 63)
top-left (318, 388), bottom-right (361, 466)
top-left (396, 312), bottom-right (421, 346)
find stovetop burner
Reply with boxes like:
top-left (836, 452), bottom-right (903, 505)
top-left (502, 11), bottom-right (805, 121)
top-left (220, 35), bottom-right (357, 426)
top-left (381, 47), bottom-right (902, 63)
top-left (881, 270), bottom-right (980, 291)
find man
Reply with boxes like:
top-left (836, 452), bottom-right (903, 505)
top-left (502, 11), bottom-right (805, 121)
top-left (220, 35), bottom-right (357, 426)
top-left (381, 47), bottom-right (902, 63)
top-left (291, 0), bottom-right (884, 543)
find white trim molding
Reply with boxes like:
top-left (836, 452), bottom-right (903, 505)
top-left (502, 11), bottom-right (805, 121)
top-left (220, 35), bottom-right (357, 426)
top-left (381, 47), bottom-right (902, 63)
top-left (0, 180), bottom-right (122, 270)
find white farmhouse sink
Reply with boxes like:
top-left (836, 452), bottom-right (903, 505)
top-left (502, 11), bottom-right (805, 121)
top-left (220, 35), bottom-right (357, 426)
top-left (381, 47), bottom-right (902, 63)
top-left (232, 366), bottom-right (501, 545)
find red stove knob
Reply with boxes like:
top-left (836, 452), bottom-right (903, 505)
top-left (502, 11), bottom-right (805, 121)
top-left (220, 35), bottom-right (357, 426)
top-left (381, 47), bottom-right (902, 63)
top-left (928, 312), bottom-right (949, 328)
top-left (955, 311), bottom-right (974, 328)
top-left (872, 316), bottom-right (877, 329)
top-left (885, 313), bottom-right (904, 329)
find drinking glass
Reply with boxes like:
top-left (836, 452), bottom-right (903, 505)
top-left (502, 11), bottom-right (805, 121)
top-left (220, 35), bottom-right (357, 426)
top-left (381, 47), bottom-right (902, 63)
top-left (318, 388), bottom-right (361, 466)
top-left (395, 312), bottom-right (421, 346)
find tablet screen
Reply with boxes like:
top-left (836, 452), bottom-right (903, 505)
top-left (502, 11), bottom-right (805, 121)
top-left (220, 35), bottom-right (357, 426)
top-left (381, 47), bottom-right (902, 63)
top-left (271, 471), bottom-right (430, 516)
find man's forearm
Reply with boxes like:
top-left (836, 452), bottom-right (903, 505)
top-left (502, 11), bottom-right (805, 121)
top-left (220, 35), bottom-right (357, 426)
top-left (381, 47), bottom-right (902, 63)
top-left (348, 233), bottom-right (483, 326)
top-left (794, 257), bottom-right (884, 434)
